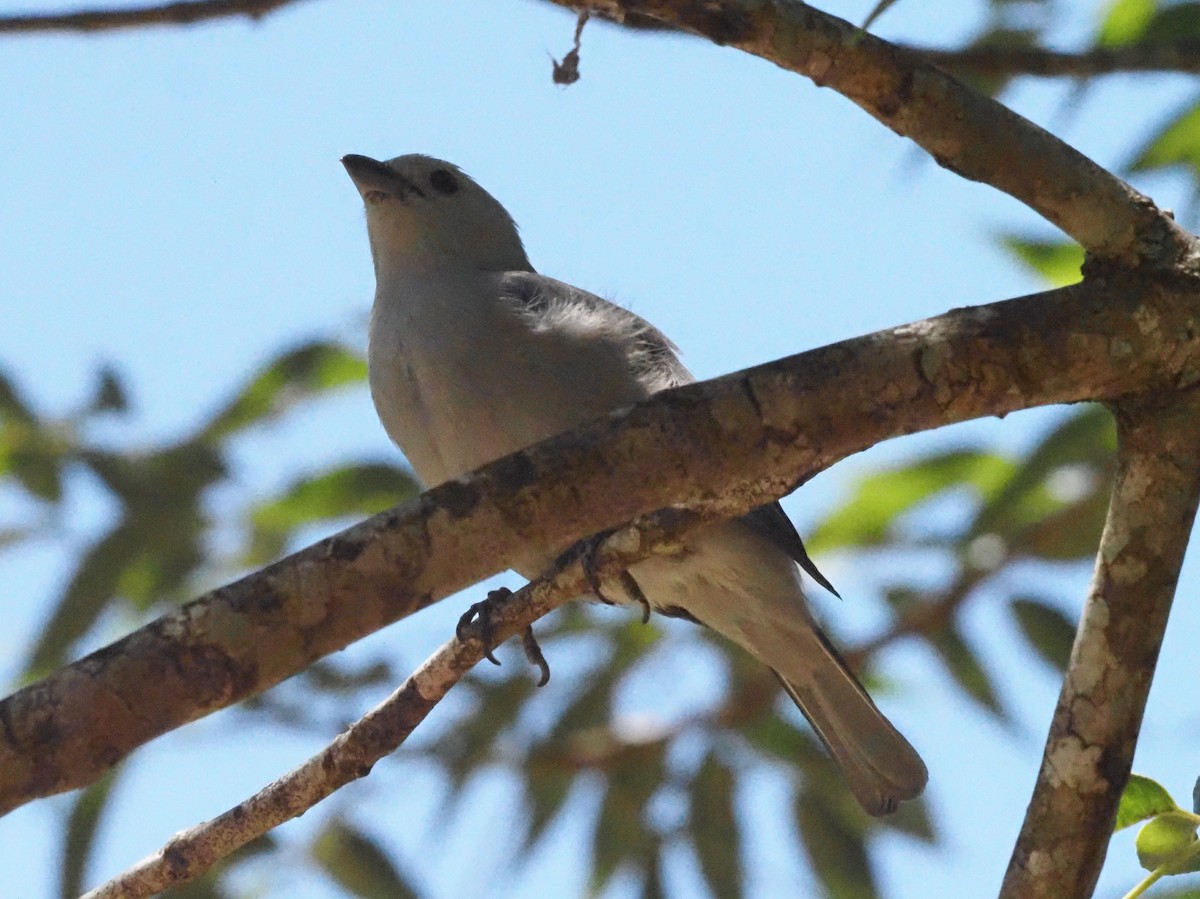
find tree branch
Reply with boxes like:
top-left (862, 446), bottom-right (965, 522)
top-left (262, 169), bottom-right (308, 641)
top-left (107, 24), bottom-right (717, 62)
top-left (558, 0), bottom-right (1188, 265)
top-left (1000, 391), bottom-right (1200, 898)
top-left (3, 272), bottom-right (1199, 814)
top-left (0, 0), bottom-right (304, 34)
top-left (79, 511), bottom-right (702, 898)
top-left (915, 42), bottom-right (1200, 78)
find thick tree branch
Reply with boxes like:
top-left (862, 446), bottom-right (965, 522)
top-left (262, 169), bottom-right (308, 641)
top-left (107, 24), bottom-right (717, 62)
top-left (80, 511), bottom-right (702, 898)
top-left (0, 0), bottom-right (302, 34)
top-left (559, 0), bottom-right (1190, 266)
top-left (3, 272), bottom-right (1199, 814)
top-left (916, 42), bottom-right (1200, 78)
top-left (1000, 392), bottom-right (1200, 898)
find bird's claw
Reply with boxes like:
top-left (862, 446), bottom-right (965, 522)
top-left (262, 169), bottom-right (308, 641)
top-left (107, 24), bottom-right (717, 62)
top-left (456, 587), bottom-right (511, 666)
top-left (556, 531), bottom-right (653, 625)
top-left (620, 571), bottom-right (652, 625)
top-left (522, 626), bottom-right (551, 686)
top-left (456, 587), bottom-right (552, 685)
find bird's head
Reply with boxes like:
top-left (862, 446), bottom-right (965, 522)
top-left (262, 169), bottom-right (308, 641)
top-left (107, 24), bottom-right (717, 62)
top-left (342, 153), bottom-right (532, 276)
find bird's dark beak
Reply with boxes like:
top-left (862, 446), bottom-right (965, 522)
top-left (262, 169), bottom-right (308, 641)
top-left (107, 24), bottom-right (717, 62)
top-left (342, 154), bottom-right (423, 201)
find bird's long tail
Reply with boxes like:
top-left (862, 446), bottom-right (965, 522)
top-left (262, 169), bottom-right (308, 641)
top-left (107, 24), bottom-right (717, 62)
top-left (742, 615), bottom-right (927, 816)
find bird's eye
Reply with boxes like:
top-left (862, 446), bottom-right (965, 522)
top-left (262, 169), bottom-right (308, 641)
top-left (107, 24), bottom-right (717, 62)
top-left (429, 169), bottom-right (459, 195)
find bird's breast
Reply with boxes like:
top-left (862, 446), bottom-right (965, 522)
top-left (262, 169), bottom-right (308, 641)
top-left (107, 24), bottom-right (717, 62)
top-left (367, 275), bottom-right (609, 487)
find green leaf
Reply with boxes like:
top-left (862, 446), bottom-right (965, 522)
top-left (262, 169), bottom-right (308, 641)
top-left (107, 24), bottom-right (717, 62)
top-left (1009, 487), bottom-right (1109, 561)
top-left (1011, 597), bottom-right (1077, 672)
top-left (1000, 236), bottom-right (1085, 287)
top-left (930, 626), bottom-right (1007, 719)
top-left (247, 462), bottom-right (420, 564)
top-left (1118, 775), bottom-right (1181, 831)
top-left (741, 715), bottom-right (822, 766)
top-left (1130, 100), bottom-right (1200, 175)
top-left (311, 819), bottom-right (418, 899)
top-left (520, 748), bottom-right (578, 853)
top-left (1142, 4), bottom-right (1200, 45)
top-left (809, 450), bottom-right (1014, 551)
top-left (689, 753), bottom-right (742, 899)
top-left (0, 370), bottom-right (36, 424)
top-left (591, 742), bottom-right (666, 892)
top-left (641, 843), bottom-right (667, 899)
top-left (81, 444), bottom-right (225, 513)
top-left (0, 373), bottom-right (70, 500)
top-left (970, 405), bottom-right (1113, 539)
top-left (794, 789), bottom-right (878, 899)
top-left (967, 407), bottom-right (1113, 564)
top-left (1097, 0), bottom-right (1157, 47)
top-left (430, 674), bottom-right (539, 791)
top-left (201, 341), bottom-right (366, 442)
top-left (60, 767), bottom-right (121, 899)
top-left (1136, 811), bottom-right (1200, 871)
top-left (25, 523), bottom-right (138, 678)
top-left (8, 440), bottom-right (65, 502)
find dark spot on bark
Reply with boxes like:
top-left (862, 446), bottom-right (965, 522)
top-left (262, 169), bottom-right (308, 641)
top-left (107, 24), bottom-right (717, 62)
top-left (0, 698), bottom-right (19, 747)
top-left (251, 582), bottom-right (287, 613)
top-left (177, 642), bottom-right (258, 701)
top-left (163, 842), bottom-right (189, 873)
top-left (1099, 743), bottom-right (1129, 792)
top-left (491, 450), bottom-right (540, 491)
top-left (355, 763), bottom-right (374, 778)
top-left (435, 479), bottom-right (481, 519)
top-left (690, 6), bottom-right (753, 46)
top-left (326, 536), bottom-right (366, 563)
top-left (29, 759), bottom-right (64, 797)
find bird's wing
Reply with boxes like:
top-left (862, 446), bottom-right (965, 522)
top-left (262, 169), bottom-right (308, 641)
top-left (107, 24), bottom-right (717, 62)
top-left (497, 271), bottom-right (691, 395)
top-left (499, 271), bottom-right (838, 597)
top-left (740, 503), bottom-right (840, 598)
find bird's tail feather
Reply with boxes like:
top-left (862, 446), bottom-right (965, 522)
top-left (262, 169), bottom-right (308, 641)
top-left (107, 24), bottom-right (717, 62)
top-left (743, 616), bottom-right (927, 816)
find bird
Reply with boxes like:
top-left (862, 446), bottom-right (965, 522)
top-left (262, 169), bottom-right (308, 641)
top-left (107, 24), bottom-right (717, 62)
top-left (342, 152), bottom-right (927, 816)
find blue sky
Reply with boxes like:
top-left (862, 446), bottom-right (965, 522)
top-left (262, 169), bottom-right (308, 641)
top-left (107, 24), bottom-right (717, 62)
top-left (2, 1), bottom-right (1199, 896)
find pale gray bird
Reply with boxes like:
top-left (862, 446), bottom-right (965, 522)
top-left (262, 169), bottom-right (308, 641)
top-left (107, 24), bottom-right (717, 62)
top-left (343, 153), bottom-right (927, 816)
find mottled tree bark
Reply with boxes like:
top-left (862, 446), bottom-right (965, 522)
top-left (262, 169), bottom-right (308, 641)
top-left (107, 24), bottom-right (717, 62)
top-left (1001, 393), bottom-right (1200, 898)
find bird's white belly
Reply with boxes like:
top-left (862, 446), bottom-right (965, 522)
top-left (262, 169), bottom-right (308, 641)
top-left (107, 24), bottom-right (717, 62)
top-left (369, 299), bottom-right (612, 488)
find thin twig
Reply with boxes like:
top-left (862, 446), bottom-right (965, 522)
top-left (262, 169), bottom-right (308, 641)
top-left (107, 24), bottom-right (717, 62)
top-left (914, 42), bottom-right (1200, 78)
top-left (0, 0), bottom-right (304, 34)
top-left (1000, 392), bottom-right (1200, 898)
top-left (81, 510), bottom-right (707, 898)
top-left (552, 0), bottom-right (1188, 265)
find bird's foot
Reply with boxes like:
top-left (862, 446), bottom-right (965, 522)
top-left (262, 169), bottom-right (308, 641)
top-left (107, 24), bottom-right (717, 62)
top-left (456, 587), bottom-right (551, 685)
top-left (555, 531), bottom-right (652, 625)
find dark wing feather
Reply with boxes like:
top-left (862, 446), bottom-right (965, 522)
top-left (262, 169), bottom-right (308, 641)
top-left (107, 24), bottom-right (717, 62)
top-left (740, 503), bottom-right (840, 598)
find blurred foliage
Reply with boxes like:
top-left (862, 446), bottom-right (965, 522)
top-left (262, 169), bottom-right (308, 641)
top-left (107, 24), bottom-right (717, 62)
top-left (1113, 774), bottom-right (1200, 895)
top-left (310, 818), bottom-right (421, 899)
top-left (1, 339), bottom-right (421, 895)
top-left (9, 0), bottom-right (1200, 897)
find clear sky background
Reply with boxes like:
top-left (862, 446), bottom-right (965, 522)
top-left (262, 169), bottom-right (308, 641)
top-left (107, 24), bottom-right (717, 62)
top-left (2, 1), bottom-right (1199, 897)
